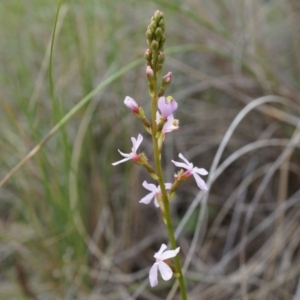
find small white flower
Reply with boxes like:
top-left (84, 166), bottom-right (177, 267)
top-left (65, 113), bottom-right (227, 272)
top-left (139, 181), bottom-right (172, 207)
top-left (149, 244), bottom-right (180, 287)
top-left (171, 153), bottom-right (208, 190)
top-left (112, 134), bottom-right (143, 166)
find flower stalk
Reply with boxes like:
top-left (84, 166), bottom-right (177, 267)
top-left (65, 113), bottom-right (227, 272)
top-left (112, 10), bottom-right (208, 298)
top-left (147, 11), bottom-right (187, 300)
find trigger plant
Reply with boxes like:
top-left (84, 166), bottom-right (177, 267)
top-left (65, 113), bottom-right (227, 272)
top-left (112, 11), bottom-right (208, 299)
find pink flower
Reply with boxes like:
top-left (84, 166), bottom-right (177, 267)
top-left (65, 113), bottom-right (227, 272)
top-left (112, 134), bottom-right (143, 166)
top-left (171, 153), bottom-right (208, 190)
top-left (158, 96), bottom-right (178, 118)
top-left (140, 181), bottom-right (172, 207)
top-left (149, 244), bottom-right (180, 287)
top-left (124, 96), bottom-right (139, 114)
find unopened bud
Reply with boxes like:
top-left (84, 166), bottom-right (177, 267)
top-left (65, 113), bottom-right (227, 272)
top-left (162, 72), bottom-right (172, 84)
top-left (144, 49), bottom-right (152, 65)
top-left (151, 40), bottom-right (159, 52)
top-left (158, 73), bottom-right (172, 97)
top-left (146, 29), bottom-right (152, 40)
top-left (155, 27), bottom-right (163, 42)
top-left (149, 22), bottom-right (156, 33)
top-left (158, 18), bottom-right (165, 29)
top-left (124, 96), bottom-right (139, 114)
top-left (157, 51), bottom-right (165, 64)
top-left (146, 66), bottom-right (154, 79)
top-left (160, 34), bottom-right (166, 44)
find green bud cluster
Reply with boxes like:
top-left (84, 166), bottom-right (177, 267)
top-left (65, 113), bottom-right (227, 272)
top-left (144, 10), bottom-right (166, 73)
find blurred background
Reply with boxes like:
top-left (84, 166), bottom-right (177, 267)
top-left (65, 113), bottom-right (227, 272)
top-left (1, 0), bottom-right (300, 299)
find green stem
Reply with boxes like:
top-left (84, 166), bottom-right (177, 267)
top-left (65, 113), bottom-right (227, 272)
top-left (151, 71), bottom-right (187, 300)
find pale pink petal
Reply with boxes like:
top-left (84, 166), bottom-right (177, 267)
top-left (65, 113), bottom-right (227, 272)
top-left (165, 183), bottom-right (172, 189)
top-left (153, 196), bottom-right (160, 207)
top-left (159, 247), bottom-right (180, 260)
top-left (158, 97), bottom-right (178, 117)
top-left (178, 153), bottom-right (192, 167)
top-left (193, 173), bottom-right (208, 190)
top-left (154, 244), bottom-right (168, 258)
top-left (171, 160), bottom-right (189, 169)
top-left (194, 167), bottom-right (208, 176)
top-left (156, 111), bottom-right (161, 125)
top-left (158, 261), bottom-right (173, 281)
top-left (139, 192), bottom-right (155, 205)
top-left (112, 157), bottom-right (131, 166)
top-left (142, 181), bottom-right (157, 193)
top-left (149, 263), bottom-right (159, 287)
top-left (162, 115), bottom-right (179, 133)
top-left (132, 134), bottom-right (143, 152)
top-left (117, 149), bottom-right (132, 158)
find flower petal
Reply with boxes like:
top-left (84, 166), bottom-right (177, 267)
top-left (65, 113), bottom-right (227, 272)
top-left (194, 167), bottom-right (208, 176)
top-left (158, 261), bottom-right (173, 281)
top-left (142, 181), bottom-right (157, 192)
top-left (159, 247), bottom-right (180, 260)
top-left (139, 192), bottom-right (155, 205)
top-left (171, 160), bottom-right (189, 169)
top-left (158, 97), bottom-right (178, 117)
top-left (153, 196), bottom-right (160, 207)
top-left (154, 244), bottom-right (168, 258)
top-left (112, 157), bottom-right (131, 166)
top-left (193, 172), bottom-right (208, 190)
top-left (165, 183), bottom-right (172, 189)
top-left (178, 153), bottom-right (192, 167)
top-left (156, 111), bottom-right (161, 125)
top-left (162, 115), bottom-right (179, 133)
top-left (149, 263), bottom-right (159, 287)
top-left (132, 134), bottom-right (143, 152)
top-left (117, 149), bottom-right (131, 158)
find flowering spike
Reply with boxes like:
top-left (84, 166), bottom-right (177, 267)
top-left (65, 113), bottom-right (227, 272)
top-left (145, 10), bottom-right (166, 70)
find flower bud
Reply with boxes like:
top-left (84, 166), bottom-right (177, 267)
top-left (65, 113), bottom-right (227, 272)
top-left (151, 40), bottom-right (159, 52)
top-left (155, 27), bottom-right (163, 42)
top-left (162, 72), bottom-right (172, 84)
top-left (149, 22), bottom-right (156, 33)
top-left (157, 51), bottom-right (165, 64)
top-left (146, 29), bottom-right (152, 40)
top-left (146, 66), bottom-right (154, 79)
top-left (158, 18), bottom-right (165, 29)
top-left (154, 10), bottom-right (162, 19)
top-left (124, 96), bottom-right (139, 114)
top-left (144, 49), bottom-right (152, 65)
top-left (158, 72), bottom-right (172, 96)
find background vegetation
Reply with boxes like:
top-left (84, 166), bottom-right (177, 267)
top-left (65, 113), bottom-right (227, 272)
top-left (1, 0), bottom-right (300, 299)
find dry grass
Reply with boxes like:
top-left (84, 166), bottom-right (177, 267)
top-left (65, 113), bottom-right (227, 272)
top-left (0, 0), bottom-right (300, 299)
